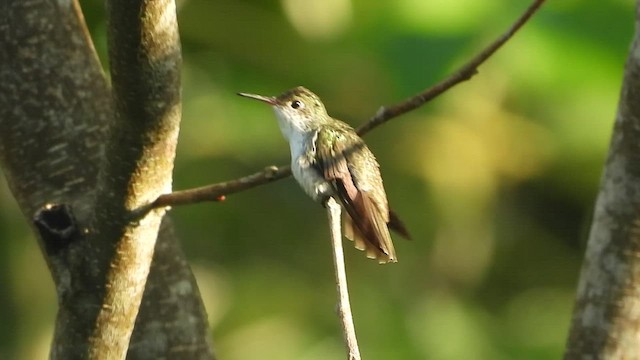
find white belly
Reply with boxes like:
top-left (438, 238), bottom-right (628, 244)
top-left (288, 131), bottom-right (333, 203)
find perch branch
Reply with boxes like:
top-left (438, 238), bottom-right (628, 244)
top-left (152, 0), bottom-right (546, 209)
top-left (326, 197), bottom-right (361, 360)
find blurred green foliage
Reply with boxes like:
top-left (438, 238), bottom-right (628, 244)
top-left (0, 0), bottom-right (635, 359)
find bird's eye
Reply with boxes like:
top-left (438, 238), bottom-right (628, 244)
top-left (291, 100), bottom-right (304, 109)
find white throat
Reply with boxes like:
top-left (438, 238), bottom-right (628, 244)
top-left (272, 107), bottom-right (314, 160)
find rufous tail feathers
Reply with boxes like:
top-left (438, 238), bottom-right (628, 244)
top-left (343, 195), bottom-right (402, 264)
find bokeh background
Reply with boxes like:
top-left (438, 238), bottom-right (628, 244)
top-left (0, 0), bottom-right (634, 359)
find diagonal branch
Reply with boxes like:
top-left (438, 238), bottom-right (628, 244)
top-left (89, 0), bottom-right (184, 358)
top-left (153, 0), bottom-right (546, 209)
top-left (356, 0), bottom-right (546, 135)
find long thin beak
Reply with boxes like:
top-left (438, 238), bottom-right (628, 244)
top-left (237, 92), bottom-right (277, 105)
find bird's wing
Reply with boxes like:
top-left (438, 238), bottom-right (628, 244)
top-left (314, 125), bottom-right (397, 263)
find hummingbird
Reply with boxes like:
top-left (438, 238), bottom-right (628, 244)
top-left (238, 86), bottom-right (409, 263)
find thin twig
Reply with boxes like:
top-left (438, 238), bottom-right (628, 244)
top-left (356, 0), bottom-right (545, 135)
top-left (152, 0), bottom-right (546, 209)
top-left (153, 165), bottom-right (288, 207)
top-left (326, 197), bottom-right (361, 360)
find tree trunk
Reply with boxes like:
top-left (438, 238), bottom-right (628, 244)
top-left (565, 2), bottom-right (640, 358)
top-left (0, 0), bottom-right (214, 358)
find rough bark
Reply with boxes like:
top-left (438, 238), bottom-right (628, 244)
top-left (88, 0), bottom-right (183, 357)
top-left (0, 0), bottom-right (213, 358)
top-left (565, 3), bottom-right (640, 358)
